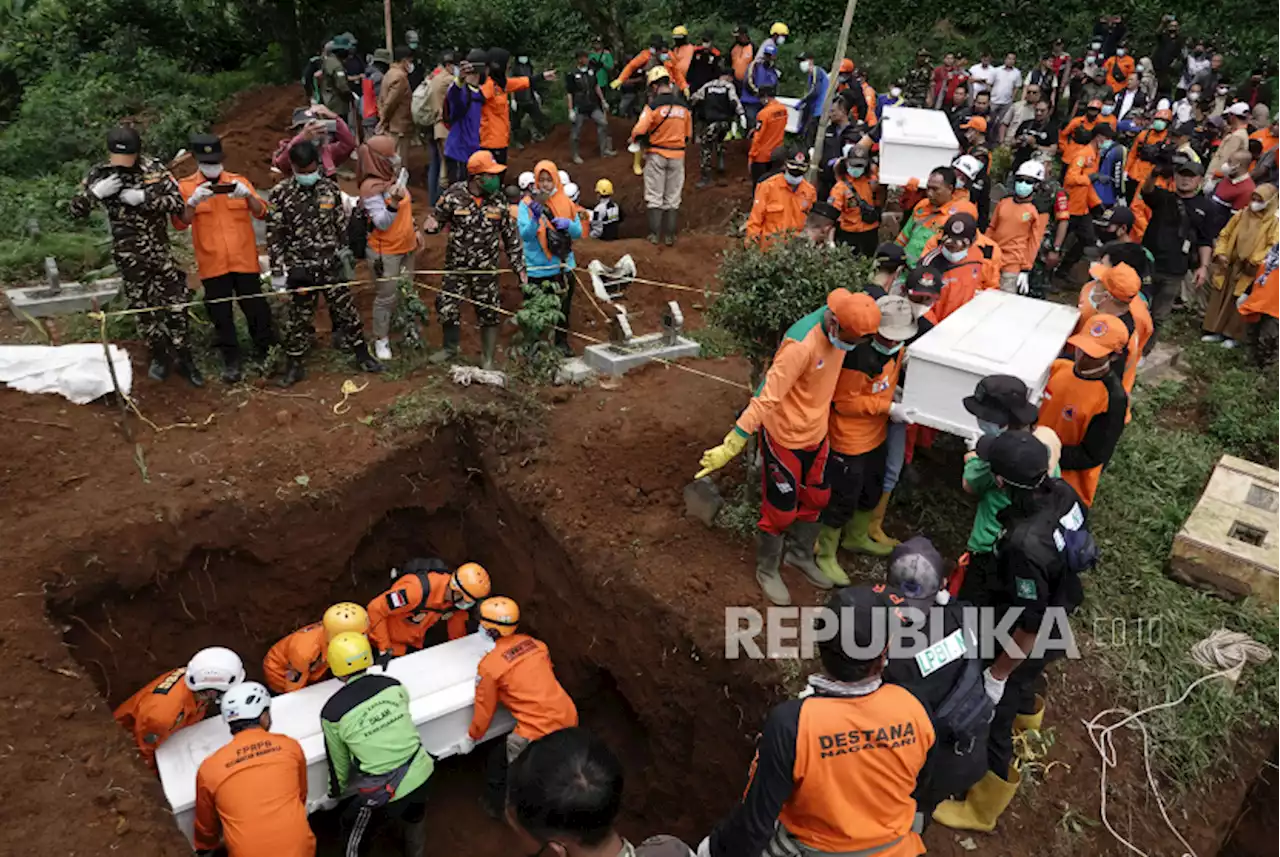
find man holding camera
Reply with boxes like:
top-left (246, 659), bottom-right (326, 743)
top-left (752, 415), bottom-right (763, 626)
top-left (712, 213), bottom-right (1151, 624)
top-left (271, 104), bottom-right (356, 178)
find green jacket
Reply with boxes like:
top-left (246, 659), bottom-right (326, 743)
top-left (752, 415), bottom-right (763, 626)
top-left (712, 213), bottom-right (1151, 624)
top-left (965, 454), bottom-right (1062, 553)
top-left (320, 672), bottom-right (434, 801)
top-left (589, 50), bottom-right (615, 88)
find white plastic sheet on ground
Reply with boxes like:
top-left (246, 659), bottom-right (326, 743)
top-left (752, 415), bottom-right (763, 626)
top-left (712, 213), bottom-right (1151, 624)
top-left (0, 343), bottom-right (132, 404)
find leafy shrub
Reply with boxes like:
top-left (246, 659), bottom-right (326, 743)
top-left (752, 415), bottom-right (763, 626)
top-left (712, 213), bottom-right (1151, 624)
top-left (510, 281), bottom-right (566, 381)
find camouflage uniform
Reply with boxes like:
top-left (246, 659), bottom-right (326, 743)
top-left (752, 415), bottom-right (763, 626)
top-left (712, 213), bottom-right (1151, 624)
top-left (69, 158), bottom-right (188, 357)
top-left (424, 181), bottom-right (525, 326)
top-left (900, 63), bottom-right (933, 108)
top-left (266, 175), bottom-right (367, 358)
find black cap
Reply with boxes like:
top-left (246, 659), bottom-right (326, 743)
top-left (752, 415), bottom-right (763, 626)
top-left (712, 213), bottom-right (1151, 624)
top-left (905, 265), bottom-right (943, 295)
top-left (1098, 207), bottom-right (1135, 228)
top-left (291, 107), bottom-right (316, 128)
top-left (942, 212), bottom-right (978, 242)
top-left (107, 126), bottom-right (141, 155)
top-left (963, 374), bottom-right (1038, 426)
top-left (874, 242), bottom-right (906, 267)
top-left (886, 537), bottom-right (947, 608)
top-left (808, 200), bottom-right (839, 222)
top-left (189, 133), bottom-right (223, 164)
top-left (784, 151), bottom-right (809, 174)
top-left (1171, 121), bottom-right (1196, 138)
top-left (819, 585), bottom-right (892, 662)
top-left (1175, 159), bottom-right (1205, 176)
top-left (976, 430), bottom-right (1050, 489)
top-left (465, 47), bottom-right (489, 65)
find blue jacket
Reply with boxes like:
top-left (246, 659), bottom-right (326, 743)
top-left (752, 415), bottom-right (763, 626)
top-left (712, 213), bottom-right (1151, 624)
top-left (444, 81), bottom-right (486, 163)
top-left (518, 199), bottom-right (584, 277)
top-left (1092, 142), bottom-right (1127, 206)
top-left (742, 62), bottom-right (780, 105)
top-left (798, 67), bottom-right (829, 126)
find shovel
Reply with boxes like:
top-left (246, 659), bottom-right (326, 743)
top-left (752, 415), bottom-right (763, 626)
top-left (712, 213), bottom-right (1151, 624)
top-left (683, 477), bottom-right (724, 528)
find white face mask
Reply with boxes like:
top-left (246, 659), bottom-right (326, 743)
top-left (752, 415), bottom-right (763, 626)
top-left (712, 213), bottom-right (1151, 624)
top-left (517, 56), bottom-right (529, 64)
top-left (198, 163), bottom-right (223, 179)
top-left (799, 60), bottom-right (811, 73)
top-left (890, 86), bottom-right (902, 98)
top-left (1251, 200), bottom-right (1268, 212)
top-left (942, 246), bottom-right (968, 263)
top-left (1116, 48), bottom-right (1127, 57)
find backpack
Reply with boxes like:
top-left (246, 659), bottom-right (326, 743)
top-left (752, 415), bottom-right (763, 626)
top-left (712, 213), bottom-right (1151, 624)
top-left (347, 200), bottom-right (371, 259)
top-left (1056, 499), bottom-right (1100, 574)
top-left (412, 79), bottom-right (440, 128)
top-left (933, 654), bottom-right (995, 746)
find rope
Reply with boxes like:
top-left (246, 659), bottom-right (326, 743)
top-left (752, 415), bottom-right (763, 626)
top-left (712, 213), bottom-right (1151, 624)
top-left (1084, 629), bottom-right (1271, 857)
top-left (92, 312), bottom-right (215, 433)
top-left (572, 267), bottom-right (722, 296)
top-left (332, 379), bottom-right (369, 415)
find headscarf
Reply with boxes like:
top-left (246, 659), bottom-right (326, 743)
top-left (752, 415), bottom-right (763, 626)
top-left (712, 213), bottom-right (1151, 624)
top-left (531, 159), bottom-right (574, 260)
top-left (357, 135), bottom-right (398, 197)
top-left (1228, 184), bottom-right (1278, 268)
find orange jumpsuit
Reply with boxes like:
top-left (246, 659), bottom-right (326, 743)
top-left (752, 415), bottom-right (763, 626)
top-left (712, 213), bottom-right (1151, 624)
top-left (468, 634), bottom-right (579, 741)
top-left (1240, 261), bottom-right (1279, 320)
top-left (920, 230), bottom-right (1002, 292)
top-left (749, 101), bottom-right (789, 165)
top-left (669, 43), bottom-right (695, 88)
top-left (988, 197), bottom-right (1042, 273)
top-left (1036, 358), bottom-right (1128, 506)
top-left (730, 44), bottom-right (754, 83)
top-left (1102, 55), bottom-right (1135, 92)
top-left (1060, 114), bottom-right (1114, 162)
top-left (479, 76), bottom-right (531, 150)
top-left (828, 351), bottom-right (902, 456)
top-left (1077, 286), bottom-right (1153, 399)
top-left (1064, 145), bottom-right (1100, 216)
top-left (367, 570), bottom-right (469, 656)
top-left (171, 171), bottom-right (264, 279)
top-left (262, 623), bottom-right (329, 694)
top-left (1124, 128), bottom-right (1168, 188)
top-left (828, 170), bottom-right (883, 236)
top-left (193, 727), bottom-right (315, 857)
top-left (746, 173), bottom-right (817, 247)
top-left (113, 667), bottom-right (208, 770)
top-left (921, 244), bottom-right (986, 324)
top-left (616, 49), bottom-right (686, 92)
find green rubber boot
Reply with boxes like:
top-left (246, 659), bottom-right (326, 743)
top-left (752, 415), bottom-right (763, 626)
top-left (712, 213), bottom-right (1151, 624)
top-left (841, 509), bottom-right (894, 557)
top-left (814, 525), bottom-right (851, 586)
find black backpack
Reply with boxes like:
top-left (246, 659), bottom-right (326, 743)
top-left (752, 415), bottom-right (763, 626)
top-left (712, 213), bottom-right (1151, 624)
top-left (545, 222), bottom-right (573, 260)
top-left (934, 655), bottom-right (995, 746)
top-left (347, 202), bottom-right (371, 258)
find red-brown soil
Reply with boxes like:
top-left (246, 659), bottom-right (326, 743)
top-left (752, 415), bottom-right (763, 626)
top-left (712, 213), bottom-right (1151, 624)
top-left (0, 85), bottom-right (1267, 856)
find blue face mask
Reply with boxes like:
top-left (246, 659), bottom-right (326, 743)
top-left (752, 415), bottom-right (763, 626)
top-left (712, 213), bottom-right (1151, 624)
top-left (1014, 180), bottom-right (1035, 197)
top-left (1099, 138), bottom-right (1114, 150)
top-left (871, 339), bottom-right (902, 356)
top-left (977, 419), bottom-right (1004, 437)
top-left (295, 171), bottom-right (321, 187)
top-left (942, 246), bottom-right (968, 263)
top-left (828, 329), bottom-right (859, 352)
top-left (850, 166), bottom-right (866, 178)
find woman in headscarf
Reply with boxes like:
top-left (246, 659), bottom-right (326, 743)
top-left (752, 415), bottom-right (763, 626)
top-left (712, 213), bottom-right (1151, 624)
top-left (357, 135), bottom-right (419, 361)
top-left (517, 160), bottom-right (583, 355)
top-left (1136, 57), bottom-right (1157, 105)
top-left (1203, 184), bottom-right (1278, 347)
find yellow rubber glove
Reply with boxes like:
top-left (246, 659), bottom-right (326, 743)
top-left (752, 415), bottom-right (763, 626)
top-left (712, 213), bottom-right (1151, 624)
top-left (695, 430), bottom-right (748, 479)
top-left (682, 86), bottom-right (691, 98)
top-left (609, 78), bottom-right (623, 90)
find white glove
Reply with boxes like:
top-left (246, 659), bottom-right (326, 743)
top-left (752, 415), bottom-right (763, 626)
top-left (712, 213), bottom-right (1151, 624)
top-left (271, 274), bottom-right (287, 292)
top-left (309, 796), bottom-right (340, 813)
top-left (119, 188), bottom-right (146, 206)
top-left (982, 667), bottom-right (1007, 705)
top-left (230, 180), bottom-right (252, 199)
top-left (568, 108), bottom-right (577, 122)
top-left (1236, 293), bottom-right (1247, 308)
top-left (1016, 272), bottom-right (1031, 295)
top-left (453, 736), bottom-right (476, 756)
top-left (696, 837), bottom-right (712, 857)
top-left (91, 174), bottom-right (122, 199)
top-left (888, 402), bottom-right (917, 424)
top-left (187, 184), bottom-right (215, 207)
top-left (738, 115), bottom-right (748, 130)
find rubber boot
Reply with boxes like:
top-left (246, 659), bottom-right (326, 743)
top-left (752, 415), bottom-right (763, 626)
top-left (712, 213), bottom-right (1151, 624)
top-left (841, 509), bottom-right (893, 557)
top-left (600, 133), bottom-right (616, 158)
top-left (755, 531), bottom-right (792, 606)
top-left (174, 350), bottom-right (205, 388)
top-left (717, 148), bottom-right (726, 174)
top-left (814, 525), bottom-right (852, 586)
top-left (647, 208), bottom-right (661, 244)
top-left (353, 341), bottom-right (384, 374)
top-left (220, 352), bottom-right (243, 384)
top-left (932, 766), bottom-right (1021, 832)
top-left (571, 139), bottom-right (583, 165)
top-left (632, 148), bottom-right (644, 176)
top-left (280, 356), bottom-right (306, 387)
top-left (696, 166), bottom-right (713, 189)
top-left (782, 521), bottom-right (834, 590)
top-left (663, 209), bottom-right (678, 246)
top-left (429, 323), bottom-right (461, 364)
top-left (1014, 694), bottom-right (1045, 732)
top-left (479, 325), bottom-right (499, 370)
top-left (147, 349), bottom-right (169, 382)
top-left (402, 817), bottom-right (427, 857)
top-left (866, 490), bottom-right (900, 548)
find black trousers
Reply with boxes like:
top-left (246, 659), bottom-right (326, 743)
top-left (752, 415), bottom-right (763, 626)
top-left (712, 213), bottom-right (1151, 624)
top-left (987, 655), bottom-right (1048, 775)
top-left (956, 551), bottom-right (999, 608)
top-left (835, 228), bottom-right (880, 257)
top-left (750, 162), bottom-right (771, 185)
top-left (202, 271), bottom-right (275, 360)
top-left (340, 776), bottom-right (429, 857)
top-left (446, 157), bottom-right (468, 186)
top-left (487, 147), bottom-right (508, 165)
top-left (818, 444), bottom-right (887, 528)
top-left (1058, 213), bottom-right (1097, 272)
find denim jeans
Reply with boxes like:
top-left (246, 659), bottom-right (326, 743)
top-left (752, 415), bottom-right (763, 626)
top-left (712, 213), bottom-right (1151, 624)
top-left (882, 420), bottom-right (907, 493)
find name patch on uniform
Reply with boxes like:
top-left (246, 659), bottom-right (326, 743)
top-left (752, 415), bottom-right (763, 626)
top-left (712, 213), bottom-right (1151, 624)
top-left (153, 669), bottom-right (184, 695)
top-left (914, 628), bottom-right (967, 677)
top-left (872, 377), bottom-right (891, 393)
top-left (1016, 577), bottom-right (1038, 600)
top-left (818, 721), bottom-right (916, 757)
top-left (1060, 503), bottom-right (1085, 531)
top-left (386, 589), bottom-right (410, 610)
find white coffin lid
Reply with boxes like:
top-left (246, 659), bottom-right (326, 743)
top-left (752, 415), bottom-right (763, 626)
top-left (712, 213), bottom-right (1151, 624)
top-left (880, 106), bottom-right (960, 149)
top-left (156, 631), bottom-right (513, 827)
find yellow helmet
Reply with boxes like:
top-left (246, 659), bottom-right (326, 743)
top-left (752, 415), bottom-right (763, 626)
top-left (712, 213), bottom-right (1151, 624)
top-left (770, 22), bottom-right (790, 36)
top-left (671, 25), bottom-right (689, 38)
top-left (595, 178), bottom-right (614, 195)
top-left (327, 632), bottom-right (372, 677)
top-left (323, 602), bottom-right (369, 640)
top-left (647, 65), bottom-right (671, 84)
top-left (451, 562), bottom-right (491, 606)
top-left (478, 596), bottom-right (520, 636)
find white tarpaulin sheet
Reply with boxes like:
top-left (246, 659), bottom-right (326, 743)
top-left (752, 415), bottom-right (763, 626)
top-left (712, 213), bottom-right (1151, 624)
top-left (0, 343), bottom-right (132, 404)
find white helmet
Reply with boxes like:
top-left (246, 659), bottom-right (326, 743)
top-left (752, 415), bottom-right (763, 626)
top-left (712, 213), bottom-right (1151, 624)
top-left (221, 681), bottom-right (271, 724)
top-left (564, 182), bottom-right (580, 203)
top-left (185, 647), bottom-right (245, 693)
top-left (953, 154), bottom-right (982, 182)
top-left (517, 171), bottom-right (536, 191)
top-left (558, 169), bottom-right (571, 187)
top-left (1014, 160), bottom-right (1045, 182)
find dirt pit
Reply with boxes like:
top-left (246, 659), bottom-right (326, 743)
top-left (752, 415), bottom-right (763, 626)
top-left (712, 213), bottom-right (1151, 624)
top-left (43, 423), bottom-right (760, 855)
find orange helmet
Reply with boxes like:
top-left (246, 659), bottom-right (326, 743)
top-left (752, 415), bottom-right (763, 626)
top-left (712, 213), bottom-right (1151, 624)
top-left (451, 562), bottom-right (491, 606)
top-left (839, 58), bottom-right (855, 74)
top-left (478, 596), bottom-right (520, 636)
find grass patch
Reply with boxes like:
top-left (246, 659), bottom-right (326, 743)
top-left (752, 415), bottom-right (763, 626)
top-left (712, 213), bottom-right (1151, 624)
top-left (688, 324), bottom-right (739, 361)
top-left (374, 377), bottom-right (546, 443)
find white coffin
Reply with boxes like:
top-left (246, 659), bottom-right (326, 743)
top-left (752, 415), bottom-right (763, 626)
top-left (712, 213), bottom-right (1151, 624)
top-left (902, 291), bottom-right (1080, 437)
top-left (877, 106), bottom-right (960, 186)
top-left (156, 632), bottom-right (515, 845)
top-left (776, 96), bottom-right (805, 134)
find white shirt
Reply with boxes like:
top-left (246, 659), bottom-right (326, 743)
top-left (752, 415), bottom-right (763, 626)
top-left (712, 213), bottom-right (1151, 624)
top-left (1173, 98), bottom-right (1194, 124)
top-left (968, 63), bottom-right (996, 96)
top-left (1117, 88), bottom-right (1139, 120)
top-left (990, 66), bottom-right (1022, 104)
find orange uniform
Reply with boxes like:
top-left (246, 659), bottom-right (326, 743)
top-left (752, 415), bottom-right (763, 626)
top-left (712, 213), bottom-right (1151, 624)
top-left (669, 43), bottom-right (695, 88)
top-left (1124, 128), bottom-right (1168, 187)
top-left (1036, 358), bottom-right (1128, 506)
top-left (746, 173), bottom-right (817, 247)
top-left (113, 667), bottom-right (208, 770)
top-left (262, 623), bottom-right (329, 694)
top-left (172, 171), bottom-right (264, 280)
top-left (479, 76), bottom-right (531, 150)
top-left (468, 634), bottom-right (578, 741)
top-left (988, 197), bottom-right (1042, 273)
top-left (895, 196), bottom-right (979, 264)
top-left (1063, 145), bottom-right (1099, 216)
top-left (828, 170), bottom-right (883, 234)
top-left (1240, 261), bottom-right (1279, 320)
top-left (367, 569), bottom-right (469, 657)
top-left (193, 727), bottom-right (315, 857)
top-left (828, 351), bottom-right (901, 455)
top-left (617, 50), bottom-right (686, 91)
top-left (921, 244), bottom-right (986, 324)
top-left (731, 43), bottom-right (754, 82)
top-left (1250, 127), bottom-right (1279, 157)
top-left (921, 230), bottom-right (1002, 291)
top-left (631, 98), bottom-right (692, 160)
top-left (1060, 114), bottom-right (1114, 162)
top-left (368, 194), bottom-right (416, 256)
top-left (749, 101), bottom-right (789, 165)
top-left (1077, 288), bottom-right (1153, 398)
top-left (1102, 55), bottom-right (1135, 93)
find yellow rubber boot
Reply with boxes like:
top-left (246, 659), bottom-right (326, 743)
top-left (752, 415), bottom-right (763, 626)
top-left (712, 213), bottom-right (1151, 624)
top-left (932, 766), bottom-right (1021, 832)
top-left (814, 525), bottom-right (852, 586)
top-left (866, 490), bottom-right (900, 548)
top-left (840, 509), bottom-right (893, 557)
top-left (632, 149), bottom-right (644, 176)
top-left (1013, 694), bottom-right (1045, 732)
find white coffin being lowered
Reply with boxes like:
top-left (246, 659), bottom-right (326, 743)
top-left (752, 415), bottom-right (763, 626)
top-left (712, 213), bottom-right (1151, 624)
top-left (903, 291), bottom-right (1080, 437)
top-left (155, 632), bottom-right (515, 845)
top-left (877, 106), bottom-right (961, 186)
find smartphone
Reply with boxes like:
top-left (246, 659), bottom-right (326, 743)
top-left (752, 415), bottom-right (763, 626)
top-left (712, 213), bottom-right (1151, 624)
top-left (210, 183), bottom-right (237, 194)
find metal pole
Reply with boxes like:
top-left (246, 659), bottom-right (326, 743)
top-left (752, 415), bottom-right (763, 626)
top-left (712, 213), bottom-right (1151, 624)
top-left (384, 0), bottom-right (393, 51)
top-left (807, 0), bottom-right (859, 182)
